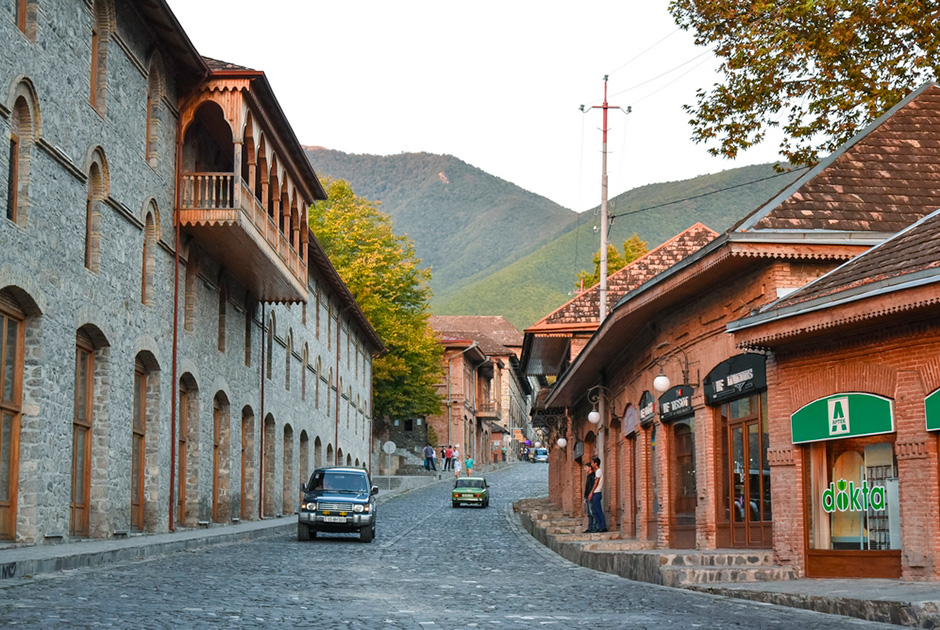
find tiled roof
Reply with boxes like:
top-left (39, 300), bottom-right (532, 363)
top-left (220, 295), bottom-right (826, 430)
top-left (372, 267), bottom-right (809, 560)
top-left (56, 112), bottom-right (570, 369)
top-left (759, 208), bottom-right (940, 312)
top-left (534, 223), bottom-right (719, 327)
top-left (203, 57), bottom-right (257, 72)
top-left (739, 82), bottom-right (940, 233)
top-left (429, 316), bottom-right (523, 354)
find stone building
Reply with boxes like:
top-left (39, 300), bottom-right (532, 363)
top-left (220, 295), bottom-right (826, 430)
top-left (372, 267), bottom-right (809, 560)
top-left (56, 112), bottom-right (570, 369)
top-left (0, 0), bottom-right (382, 544)
top-left (534, 82), bottom-right (940, 581)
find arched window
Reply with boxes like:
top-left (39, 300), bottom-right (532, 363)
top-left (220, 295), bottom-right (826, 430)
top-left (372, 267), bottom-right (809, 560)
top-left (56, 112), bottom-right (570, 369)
top-left (85, 149), bottom-right (108, 272)
top-left (284, 329), bottom-right (292, 391)
top-left (266, 314), bottom-right (274, 380)
top-left (301, 344), bottom-right (308, 401)
top-left (145, 54), bottom-right (165, 167)
top-left (217, 275), bottom-right (227, 353)
top-left (7, 84), bottom-right (38, 226)
top-left (141, 204), bottom-right (158, 305)
top-left (315, 357), bottom-right (321, 408)
top-left (90, 0), bottom-right (113, 115)
top-left (183, 245), bottom-right (198, 331)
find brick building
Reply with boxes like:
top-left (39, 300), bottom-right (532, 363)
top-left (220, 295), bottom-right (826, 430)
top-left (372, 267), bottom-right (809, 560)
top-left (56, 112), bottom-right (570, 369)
top-left (426, 316), bottom-right (534, 466)
top-left (535, 82), bottom-right (940, 580)
top-left (0, 0), bottom-right (381, 544)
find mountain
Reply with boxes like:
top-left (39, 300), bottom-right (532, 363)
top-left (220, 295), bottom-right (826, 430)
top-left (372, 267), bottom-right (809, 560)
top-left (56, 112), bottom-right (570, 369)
top-left (304, 147), bottom-right (804, 330)
top-left (434, 163), bottom-right (804, 328)
top-left (304, 148), bottom-right (579, 301)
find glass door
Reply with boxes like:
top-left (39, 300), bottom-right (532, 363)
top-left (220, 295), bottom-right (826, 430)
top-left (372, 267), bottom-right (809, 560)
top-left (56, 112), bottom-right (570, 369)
top-left (721, 393), bottom-right (772, 548)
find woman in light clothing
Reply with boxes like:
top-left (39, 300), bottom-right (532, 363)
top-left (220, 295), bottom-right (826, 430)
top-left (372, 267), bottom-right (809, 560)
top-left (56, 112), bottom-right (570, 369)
top-left (453, 456), bottom-right (461, 478)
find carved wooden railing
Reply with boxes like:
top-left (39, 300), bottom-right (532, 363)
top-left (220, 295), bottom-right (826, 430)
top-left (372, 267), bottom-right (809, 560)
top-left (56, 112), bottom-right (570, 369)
top-left (179, 173), bottom-right (306, 284)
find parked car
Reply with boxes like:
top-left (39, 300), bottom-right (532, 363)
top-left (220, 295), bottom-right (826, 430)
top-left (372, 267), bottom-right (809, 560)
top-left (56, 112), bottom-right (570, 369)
top-left (533, 447), bottom-right (549, 463)
top-left (298, 467), bottom-right (378, 542)
top-left (452, 477), bottom-right (490, 508)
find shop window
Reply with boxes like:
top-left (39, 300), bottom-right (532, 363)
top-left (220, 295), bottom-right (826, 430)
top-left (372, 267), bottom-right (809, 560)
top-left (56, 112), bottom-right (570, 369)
top-left (808, 439), bottom-right (899, 551)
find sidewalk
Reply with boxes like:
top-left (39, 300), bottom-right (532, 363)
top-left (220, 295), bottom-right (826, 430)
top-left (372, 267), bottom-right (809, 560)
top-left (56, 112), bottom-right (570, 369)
top-left (0, 473), bottom-right (447, 584)
top-left (515, 497), bottom-right (940, 628)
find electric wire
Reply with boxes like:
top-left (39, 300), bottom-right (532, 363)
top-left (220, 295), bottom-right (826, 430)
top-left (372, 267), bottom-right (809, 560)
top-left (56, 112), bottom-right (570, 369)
top-left (608, 166), bottom-right (809, 221)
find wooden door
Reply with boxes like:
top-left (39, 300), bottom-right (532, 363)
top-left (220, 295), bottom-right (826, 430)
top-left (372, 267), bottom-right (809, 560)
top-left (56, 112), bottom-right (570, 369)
top-left (70, 337), bottom-right (93, 537)
top-left (0, 305), bottom-right (23, 539)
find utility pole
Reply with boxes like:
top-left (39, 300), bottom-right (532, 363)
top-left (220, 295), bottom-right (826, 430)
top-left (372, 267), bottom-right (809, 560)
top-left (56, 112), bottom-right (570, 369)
top-left (582, 76), bottom-right (619, 324)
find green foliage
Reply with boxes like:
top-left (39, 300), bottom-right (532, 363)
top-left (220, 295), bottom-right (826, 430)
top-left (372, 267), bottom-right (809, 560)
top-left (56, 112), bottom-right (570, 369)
top-left (576, 233), bottom-right (649, 289)
top-left (434, 163), bottom-right (803, 328)
top-left (309, 179), bottom-right (443, 420)
top-left (668, 0), bottom-right (940, 167)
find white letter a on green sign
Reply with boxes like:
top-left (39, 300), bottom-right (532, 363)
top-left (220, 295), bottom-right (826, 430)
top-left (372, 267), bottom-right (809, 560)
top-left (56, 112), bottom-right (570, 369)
top-left (828, 397), bottom-right (850, 436)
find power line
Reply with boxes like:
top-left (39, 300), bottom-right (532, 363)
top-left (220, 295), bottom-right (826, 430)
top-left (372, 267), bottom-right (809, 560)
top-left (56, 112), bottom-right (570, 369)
top-left (609, 166), bottom-right (809, 221)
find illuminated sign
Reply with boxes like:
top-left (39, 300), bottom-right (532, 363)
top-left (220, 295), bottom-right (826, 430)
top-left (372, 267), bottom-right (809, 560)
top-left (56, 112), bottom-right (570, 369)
top-left (821, 478), bottom-right (886, 513)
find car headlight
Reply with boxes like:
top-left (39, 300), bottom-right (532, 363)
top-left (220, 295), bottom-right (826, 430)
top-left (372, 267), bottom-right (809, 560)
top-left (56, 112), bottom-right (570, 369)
top-left (302, 502), bottom-right (317, 511)
top-left (353, 504), bottom-right (364, 513)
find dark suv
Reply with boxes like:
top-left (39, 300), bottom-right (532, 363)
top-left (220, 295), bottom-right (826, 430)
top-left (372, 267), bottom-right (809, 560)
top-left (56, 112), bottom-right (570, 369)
top-left (298, 467), bottom-right (378, 542)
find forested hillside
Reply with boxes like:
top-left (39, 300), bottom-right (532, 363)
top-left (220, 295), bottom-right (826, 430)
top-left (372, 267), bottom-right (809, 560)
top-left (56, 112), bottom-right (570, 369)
top-left (304, 147), bottom-right (803, 329)
top-left (305, 148), bottom-right (579, 301)
top-left (433, 163), bottom-right (804, 328)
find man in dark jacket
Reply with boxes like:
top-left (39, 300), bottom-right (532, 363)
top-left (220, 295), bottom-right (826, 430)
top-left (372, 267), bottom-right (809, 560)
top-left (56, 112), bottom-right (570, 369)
top-left (422, 443), bottom-right (437, 471)
top-left (583, 461), bottom-right (596, 533)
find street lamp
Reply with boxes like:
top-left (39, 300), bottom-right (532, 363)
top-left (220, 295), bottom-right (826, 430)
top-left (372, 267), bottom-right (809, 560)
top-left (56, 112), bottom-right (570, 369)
top-left (586, 384), bottom-right (614, 426)
top-left (652, 341), bottom-right (698, 393)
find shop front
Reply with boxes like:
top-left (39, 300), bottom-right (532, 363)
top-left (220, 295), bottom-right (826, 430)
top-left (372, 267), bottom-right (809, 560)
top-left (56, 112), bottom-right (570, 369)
top-left (638, 391), bottom-right (659, 542)
top-left (704, 354), bottom-right (773, 549)
top-left (659, 385), bottom-right (696, 548)
top-left (793, 393), bottom-right (901, 578)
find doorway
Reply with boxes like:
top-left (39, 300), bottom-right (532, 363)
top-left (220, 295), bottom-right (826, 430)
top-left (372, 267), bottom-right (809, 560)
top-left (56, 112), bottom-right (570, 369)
top-left (718, 392), bottom-right (772, 548)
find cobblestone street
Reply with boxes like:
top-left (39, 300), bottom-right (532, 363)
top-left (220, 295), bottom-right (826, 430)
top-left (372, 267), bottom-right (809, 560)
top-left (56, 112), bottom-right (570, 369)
top-left (0, 463), bottom-right (901, 629)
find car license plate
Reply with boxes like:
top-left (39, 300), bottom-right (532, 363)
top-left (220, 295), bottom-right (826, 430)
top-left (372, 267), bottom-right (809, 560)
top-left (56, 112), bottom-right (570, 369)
top-left (324, 515), bottom-right (346, 523)
top-left (462, 494), bottom-right (475, 498)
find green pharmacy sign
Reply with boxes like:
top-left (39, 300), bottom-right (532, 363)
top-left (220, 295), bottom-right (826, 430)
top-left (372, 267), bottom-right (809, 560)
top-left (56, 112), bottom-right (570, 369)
top-left (821, 478), bottom-right (886, 513)
top-left (791, 393), bottom-right (894, 444)
top-left (926, 389), bottom-right (940, 432)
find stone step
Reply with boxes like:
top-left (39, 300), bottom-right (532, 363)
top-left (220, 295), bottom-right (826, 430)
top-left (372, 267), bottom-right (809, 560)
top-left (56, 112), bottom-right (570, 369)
top-left (661, 564), bottom-right (796, 587)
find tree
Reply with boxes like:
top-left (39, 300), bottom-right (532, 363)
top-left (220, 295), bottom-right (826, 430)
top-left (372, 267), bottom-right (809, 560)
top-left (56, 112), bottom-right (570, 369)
top-left (309, 178), bottom-right (443, 421)
top-left (576, 233), bottom-right (649, 289)
top-left (668, 0), bottom-right (940, 167)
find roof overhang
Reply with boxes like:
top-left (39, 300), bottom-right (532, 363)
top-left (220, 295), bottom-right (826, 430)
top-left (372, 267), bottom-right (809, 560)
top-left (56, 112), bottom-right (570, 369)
top-left (546, 233), bottom-right (875, 408)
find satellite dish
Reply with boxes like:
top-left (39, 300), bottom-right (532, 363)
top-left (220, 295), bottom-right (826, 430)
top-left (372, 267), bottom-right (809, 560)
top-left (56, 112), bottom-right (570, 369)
top-left (382, 441), bottom-right (397, 454)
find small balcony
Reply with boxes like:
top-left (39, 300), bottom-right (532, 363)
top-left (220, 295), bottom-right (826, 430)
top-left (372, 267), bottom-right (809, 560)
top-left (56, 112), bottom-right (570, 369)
top-left (477, 399), bottom-right (502, 421)
top-left (178, 172), bottom-right (307, 303)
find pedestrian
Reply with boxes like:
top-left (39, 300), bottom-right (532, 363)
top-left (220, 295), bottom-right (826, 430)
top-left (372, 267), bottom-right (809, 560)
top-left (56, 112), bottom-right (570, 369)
top-left (444, 445), bottom-right (454, 471)
top-left (422, 443), bottom-right (437, 471)
top-left (465, 455), bottom-right (474, 477)
top-left (583, 461), bottom-right (597, 533)
top-left (589, 456), bottom-right (607, 532)
top-left (453, 455), bottom-right (461, 478)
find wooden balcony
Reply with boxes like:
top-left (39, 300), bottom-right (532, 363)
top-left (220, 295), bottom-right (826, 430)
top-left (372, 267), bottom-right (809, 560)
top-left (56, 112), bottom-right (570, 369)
top-left (477, 399), bottom-right (502, 421)
top-left (178, 173), bottom-right (308, 303)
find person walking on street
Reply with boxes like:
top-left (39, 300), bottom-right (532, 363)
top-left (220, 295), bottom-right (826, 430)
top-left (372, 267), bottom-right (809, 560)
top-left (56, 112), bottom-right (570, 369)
top-left (589, 456), bottom-right (607, 532)
top-left (453, 455), bottom-right (461, 478)
top-left (422, 443), bottom-right (437, 471)
top-left (465, 455), bottom-right (474, 477)
top-left (444, 445), bottom-right (454, 471)
top-left (583, 461), bottom-right (597, 533)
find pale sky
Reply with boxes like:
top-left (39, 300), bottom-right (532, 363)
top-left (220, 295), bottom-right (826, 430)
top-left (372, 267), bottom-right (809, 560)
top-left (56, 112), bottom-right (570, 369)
top-left (166, 1), bottom-right (783, 213)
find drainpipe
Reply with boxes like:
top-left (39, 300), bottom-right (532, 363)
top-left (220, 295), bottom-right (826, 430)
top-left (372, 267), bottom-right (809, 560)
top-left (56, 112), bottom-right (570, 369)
top-left (169, 132), bottom-right (183, 533)
top-left (259, 302), bottom-right (266, 519)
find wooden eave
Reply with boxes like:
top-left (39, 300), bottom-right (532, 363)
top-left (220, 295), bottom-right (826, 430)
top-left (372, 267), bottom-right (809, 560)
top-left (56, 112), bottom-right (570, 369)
top-left (136, 0), bottom-right (209, 90)
top-left (732, 283), bottom-right (940, 351)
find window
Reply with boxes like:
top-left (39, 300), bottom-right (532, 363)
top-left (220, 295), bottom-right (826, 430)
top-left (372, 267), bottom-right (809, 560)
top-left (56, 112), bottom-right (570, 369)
top-left (141, 209), bottom-right (157, 305)
top-left (71, 332), bottom-right (94, 537)
top-left (7, 92), bottom-right (35, 226)
top-left (85, 153), bottom-right (107, 273)
top-left (15, 0), bottom-right (36, 41)
top-left (217, 282), bottom-right (227, 353)
top-left (90, 0), bottom-right (112, 115)
top-left (144, 55), bottom-right (165, 167)
top-left (285, 331), bottom-right (292, 391)
top-left (0, 293), bottom-right (24, 540)
top-left (808, 440), bottom-right (899, 551)
top-left (131, 360), bottom-right (146, 531)
top-left (266, 316), bottom-right (274, 380)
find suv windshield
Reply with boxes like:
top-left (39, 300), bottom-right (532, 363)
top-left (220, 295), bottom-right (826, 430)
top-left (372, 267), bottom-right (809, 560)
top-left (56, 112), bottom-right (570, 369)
top-left (309, 471), bottom-right (369, 493)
